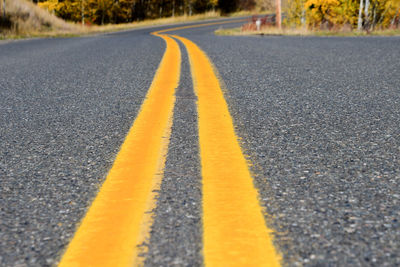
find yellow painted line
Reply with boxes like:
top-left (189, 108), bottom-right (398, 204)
top-left (58, 33), bottom-right (180, 267)
top-left (172, 35), bottom-right (281, 267)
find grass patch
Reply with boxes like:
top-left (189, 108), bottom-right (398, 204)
top-left (215, 26), bottom-right (400, 37)
top-left (0, 0), bottom-right (79, 39)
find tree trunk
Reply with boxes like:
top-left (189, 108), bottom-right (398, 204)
top-left (2, 0), bottom-right (6, 18)
top-left (377, 3), bottom-right (391, 26)
top-left (364, 0), bottom-right (370, 30)
top-left (357, 0), bottom-right (364, 30)
top-left (372, 4), bottom-right (376, 30)
top-left (101, 5), bottom-right (105, 25)
top-left (391, 8), bottom-right (400, 27)
top-left (81, 0), bottom-right (85, 25)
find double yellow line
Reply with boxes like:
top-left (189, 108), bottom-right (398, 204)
top-left (59, 21), bottom-right (281, 267)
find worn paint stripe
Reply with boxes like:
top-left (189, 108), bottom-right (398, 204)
top-left (172, 35), bottom-right (281, 267)
top-left (58, 33), bottom-right (180, 267)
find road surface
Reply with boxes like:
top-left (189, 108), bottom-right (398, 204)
top-left (1, 18), bottom-right (399, 266)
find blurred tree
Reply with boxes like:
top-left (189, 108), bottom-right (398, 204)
top-left (285, 0), bottom-right (399, 29)
top-left (256, 0), bottom-right (273, 11)
top-left (219, 0), bottom-right (238, 14)
top-left (210, 0), bottom-right (218, 11)
top-left (238, 0), bottom-right (256, 10)
top-left (305, 0), bottom-right (340, 28)
top-left (285, 0), bottom-right (305, 25)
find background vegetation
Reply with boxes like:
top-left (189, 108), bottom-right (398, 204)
top-left (1, 0), bottom-right (398, 38)
top-left (0, 0), bottom-right (269, 37)
top-left (34, 0), bottom-right (266, 25)
top-left (32, 0), bottom-right (400, 30)
top-left (0, 0), bottom-right (78, 37)
top-left (285, 0), bottom-right (400, 30)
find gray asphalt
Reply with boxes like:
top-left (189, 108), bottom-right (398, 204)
top-left (175, 27), bottom-right (400, 266)
top-left (0, 30), bottom-right (165, 266)
top-left (143, 40), bottom-right (203, 266)
top-left (1, 18), bottom-right (400, 266)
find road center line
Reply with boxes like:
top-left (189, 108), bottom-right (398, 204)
top-left (172, 34), bottom-right (281, 267)
top-left (58, 33), bottom-right (180, 266)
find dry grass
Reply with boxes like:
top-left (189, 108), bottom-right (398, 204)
top-left (0, 0), bottom-right (80, 38)
top-left (216, 25), bottom-right (400, 37)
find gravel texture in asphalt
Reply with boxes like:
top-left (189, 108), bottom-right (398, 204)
top-left (1, 19), bottom-right (400, 267)
top-left (143, 40), bottom-right (203, 266)
top-left (176, 27), bottom-right (400, 266)
top-left (0, 30), bottom-right (164, 266)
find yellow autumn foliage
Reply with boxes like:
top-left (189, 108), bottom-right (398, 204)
top-left (286, 0), bottom-right (400, 29)
top-left (38, 0), bottom-right (59, 13)
top-left (305, 0), bottom-right (340, 27)
top-left (37, 0), bottom-right (227, 25)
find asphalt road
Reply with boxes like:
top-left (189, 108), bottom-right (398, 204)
top-left (1, 18), bottom-right (399, 266)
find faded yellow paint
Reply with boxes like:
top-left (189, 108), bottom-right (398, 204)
top-left (173, 35), bottom-right (281, 267)
top-left (58, 33), bottom-right (180, 267)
